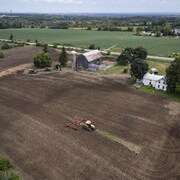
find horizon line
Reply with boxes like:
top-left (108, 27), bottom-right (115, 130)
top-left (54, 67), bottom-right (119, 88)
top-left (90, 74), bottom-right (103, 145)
top-left (0, 12), bottom-right (180, 14)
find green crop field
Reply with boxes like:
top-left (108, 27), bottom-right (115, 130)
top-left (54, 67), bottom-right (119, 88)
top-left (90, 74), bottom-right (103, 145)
top-left (0, 28), bottom-right (180, 56)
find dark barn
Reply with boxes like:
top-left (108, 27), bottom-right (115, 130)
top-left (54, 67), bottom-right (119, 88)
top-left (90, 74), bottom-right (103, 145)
top-left (76, 50), bottom-right (102, 69)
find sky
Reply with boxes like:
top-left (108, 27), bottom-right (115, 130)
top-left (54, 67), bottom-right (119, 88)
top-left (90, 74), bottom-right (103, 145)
top-left (0, 0), bottom-right (180, 14)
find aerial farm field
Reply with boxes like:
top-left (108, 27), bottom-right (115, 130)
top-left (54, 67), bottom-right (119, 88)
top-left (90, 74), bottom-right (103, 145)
top-left (0, 47), bottom-right (180, 180)
top-left (0, 28), bottom-right (180, 56)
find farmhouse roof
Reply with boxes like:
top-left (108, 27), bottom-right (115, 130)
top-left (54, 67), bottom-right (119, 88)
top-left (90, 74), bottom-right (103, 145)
top-left (83, 50), bottom-right (102, 62)
top-left (143, 73), bottom-right (165, 81)
top-left (150, 68), bottom-right (158, 72)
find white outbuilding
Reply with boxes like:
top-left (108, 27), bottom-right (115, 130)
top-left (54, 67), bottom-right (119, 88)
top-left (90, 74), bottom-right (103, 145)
top-left (150, 68), bottom-right (158, 75)
top-left (142, 73), bottom-right (167, 91)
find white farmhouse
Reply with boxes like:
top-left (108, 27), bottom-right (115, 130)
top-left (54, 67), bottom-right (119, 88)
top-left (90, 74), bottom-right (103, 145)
top-left (142, 73), bottom-right (167, 91)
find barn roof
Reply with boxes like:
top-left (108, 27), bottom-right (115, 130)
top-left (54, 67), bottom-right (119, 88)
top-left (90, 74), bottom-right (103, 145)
top-left (83, 50), bottom-right (102, 62)
top-left (143, 73), bottom-right (165, 81)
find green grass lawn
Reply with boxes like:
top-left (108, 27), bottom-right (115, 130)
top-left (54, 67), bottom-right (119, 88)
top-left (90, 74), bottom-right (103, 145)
top-left (100, 59), bottom-right (170, 75)
top-left (98, 65), bottom-right (127, 74)
top-left (139, 86), bottom-right (180, 102)
top-left (146, 59), bottom-right (170, 75)
top-left (0, 28), bottom-right (180, 56)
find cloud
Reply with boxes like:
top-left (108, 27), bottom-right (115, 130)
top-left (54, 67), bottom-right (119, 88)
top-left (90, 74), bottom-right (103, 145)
top-left (159, 0), bottom-right (168, 4)
top-left (22, 0), bottom-right (83, 4)
top-left (46, 0), bottom-right (83, 3)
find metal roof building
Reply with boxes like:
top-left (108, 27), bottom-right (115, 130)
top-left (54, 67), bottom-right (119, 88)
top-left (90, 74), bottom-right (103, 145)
top-left (76, 50), bottom-right (102, 69)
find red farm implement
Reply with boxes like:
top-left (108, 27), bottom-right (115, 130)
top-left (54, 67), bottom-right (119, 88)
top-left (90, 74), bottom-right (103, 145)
top-left (66, 116), bottom-right (85, 130)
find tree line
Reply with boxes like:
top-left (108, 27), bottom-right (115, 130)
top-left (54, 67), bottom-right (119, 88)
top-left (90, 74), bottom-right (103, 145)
top-left (0, 14), bottom-right (180, 33)
top-left (136, 23), bottom-right (179, 37)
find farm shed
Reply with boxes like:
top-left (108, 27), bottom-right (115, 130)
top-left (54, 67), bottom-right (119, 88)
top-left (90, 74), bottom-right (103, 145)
top-left (142, 73), bottom-right (167, 91)
top-left (76, 50), bottom-right (102, 69)
top-left (150, 68), bottom-right (158, 75)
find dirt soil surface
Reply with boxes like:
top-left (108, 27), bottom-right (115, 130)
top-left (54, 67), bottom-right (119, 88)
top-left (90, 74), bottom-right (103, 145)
top-left (0, 47), bottom-right (180, 180)
top-left (0, 46), bottom-right (60, 71)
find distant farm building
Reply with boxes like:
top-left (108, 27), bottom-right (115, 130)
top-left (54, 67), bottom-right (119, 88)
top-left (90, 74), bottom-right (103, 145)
top-left (142, 73), bottom-right (167, 91)
top-left (76, 50), bottom-right (102, 69)
top-left (141, 31), bottom-right (155, 36)
top-left (174, 28), bottom-right (180, 35)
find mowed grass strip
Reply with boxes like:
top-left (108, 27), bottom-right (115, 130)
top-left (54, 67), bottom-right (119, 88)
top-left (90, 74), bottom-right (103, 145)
top-left (97, 130), bottom-right (142, 154)
top-left (127, 114), bottom-right (158, 126)
top-left (140, 86), bottom-right (180, 102)
top-left (0, 28), bottom-right (180, 56)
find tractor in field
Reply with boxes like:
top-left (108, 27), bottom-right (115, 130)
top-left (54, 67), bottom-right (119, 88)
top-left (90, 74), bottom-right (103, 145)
top-left (82, 120), bottom-right (95, 131)
top-left (66, 116), bottom-right (96, 131)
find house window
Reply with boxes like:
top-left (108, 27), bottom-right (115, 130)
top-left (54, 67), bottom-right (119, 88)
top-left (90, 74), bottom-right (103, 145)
top-left (162, 86), bottom-right (164, 89)
top-left (158, 85), bottom-right (160, 88)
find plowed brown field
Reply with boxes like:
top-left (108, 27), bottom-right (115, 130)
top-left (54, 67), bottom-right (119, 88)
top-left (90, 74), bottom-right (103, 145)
top-left (0, 47), bottom-right (180, 180)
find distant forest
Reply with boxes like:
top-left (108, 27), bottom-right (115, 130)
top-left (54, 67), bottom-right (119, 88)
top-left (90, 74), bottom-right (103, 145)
top-left (0, 14), bottom-right (180, 35)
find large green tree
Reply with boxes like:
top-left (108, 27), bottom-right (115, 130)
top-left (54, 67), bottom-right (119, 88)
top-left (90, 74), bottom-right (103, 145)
top-left (162, 24), bottom-right (173, 36)
top-left (133, 47), bottom-right (148, 60)
top-left (33, 53), bottom-right (52, 68)
top-left (166, 57), bottom-right (180, 94)
top-left (130, 58), bottom-right (149, 79)
top-left (116, 47), bottom-right (134, 65)
top-left (117, 47), bottom-right (147, 65)
top-left (116, 50), bottom-right (133, 66)
top-left (59, 47), bottom-right (68, 67)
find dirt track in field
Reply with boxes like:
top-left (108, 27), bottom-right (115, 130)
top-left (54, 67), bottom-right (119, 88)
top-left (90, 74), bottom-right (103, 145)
top-left (0, 47), bottom-right (180, 180)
